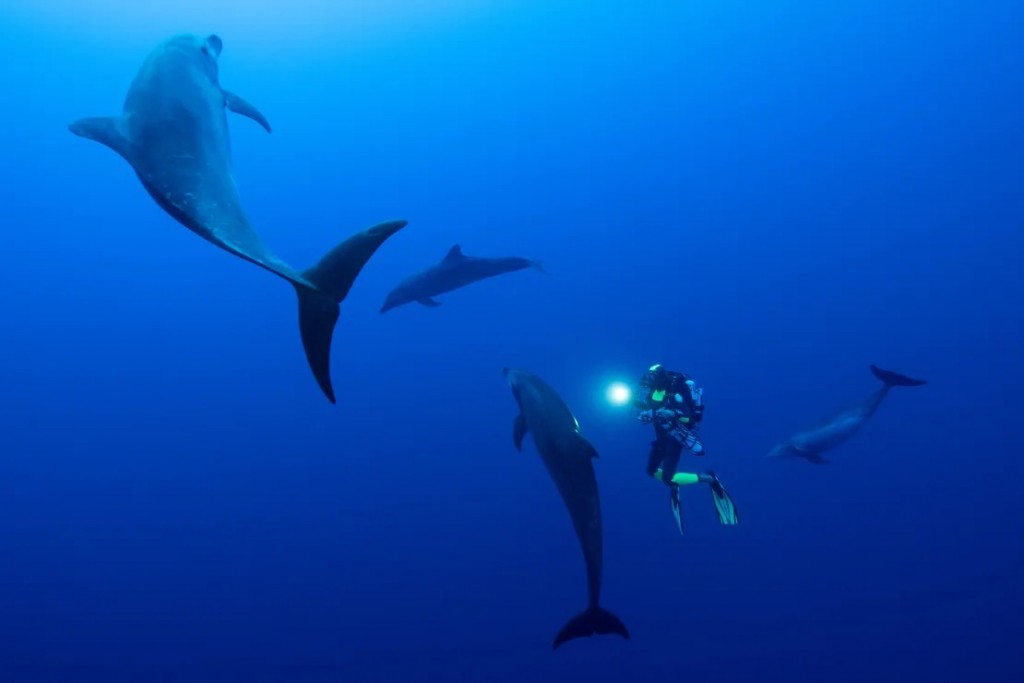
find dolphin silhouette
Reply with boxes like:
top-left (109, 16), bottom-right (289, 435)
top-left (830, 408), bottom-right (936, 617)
top-left (68, 33), bottom-right (405, 403)
top-left (380, 244), bottom-right (543, 312)
top-left (768, 365), bottom-right (927, 464)
top-left (503, 367), bottom-right (629, 649)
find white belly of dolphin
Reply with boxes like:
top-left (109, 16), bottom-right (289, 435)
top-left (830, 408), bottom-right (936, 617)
top-left (793, 413), bottom-right (867, 451)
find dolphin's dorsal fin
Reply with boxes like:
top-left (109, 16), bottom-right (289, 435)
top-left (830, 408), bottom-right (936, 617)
top-left (513, 413), bottom-right (528, 451)
top-left (68, 116), bottom-right (132, 161)
top-left (223, 90), bottom-right (272, 133)
top-left (417, 297), bottom-right (441, 307)
top-left (442, 244), bottom-right (465, 263)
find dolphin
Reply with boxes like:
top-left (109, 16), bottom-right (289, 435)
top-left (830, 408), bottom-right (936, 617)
top-left (68, 33), bottom-right (405, 404)
top-left (380, 244), bottom-right (544, 312)
top-left (768, 365), bottom-right (927, 464)
top-left (503, 367), bottom-right (629, 650)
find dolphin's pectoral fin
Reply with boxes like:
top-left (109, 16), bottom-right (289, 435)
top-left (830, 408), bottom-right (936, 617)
top-left (513, 413), bottom-right (528, 451)
top-left (513, 414), bottom-right (529, 451)
top-left (575, 435), bottom-right (599, 459)
top-left (223, 90), bottom-right (272, 133)
top-left (803, 451), bottom-right (829, 465)
top-left (68, 116), bottom-right (132, 160)
top-left (417, 297), bottom-right (441, 307)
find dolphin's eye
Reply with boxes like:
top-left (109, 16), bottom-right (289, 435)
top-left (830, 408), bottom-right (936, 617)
top-left (201, 45), bottom-right (209, 56)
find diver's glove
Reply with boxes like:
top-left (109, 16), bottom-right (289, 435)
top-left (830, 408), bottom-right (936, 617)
top-left (637, 409), bottom-right (654, 423)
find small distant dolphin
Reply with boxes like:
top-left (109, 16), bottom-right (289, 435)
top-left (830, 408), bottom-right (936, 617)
top-left (68, 34), bottom-right (405, 403)
top-left (768, 365), bottom-right (927, 464)
top-left (380, 245), bottom-right (543, 312)
top-left (503, 367), bottom-right (629, 650)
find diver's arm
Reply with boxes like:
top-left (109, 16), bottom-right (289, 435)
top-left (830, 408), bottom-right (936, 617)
top-left (655, 407), bottom-right (691, 424)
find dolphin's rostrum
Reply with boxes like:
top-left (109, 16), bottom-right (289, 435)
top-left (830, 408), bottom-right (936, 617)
top-left (768, 365), bottom-right (927, 463)
top-left (503, 367), bottom-right (629, 649)
top-left (68, 34), bottom-right (405, 403)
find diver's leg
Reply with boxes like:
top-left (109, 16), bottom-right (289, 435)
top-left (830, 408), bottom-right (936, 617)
top-left (645, 440), bottom-right (663, 477)
top-left (662, 471), bottom-right (701, 486)
top-left (660, 439), bottom-right (683, 484)
top-left (654, 439), bottom-right (683, 533)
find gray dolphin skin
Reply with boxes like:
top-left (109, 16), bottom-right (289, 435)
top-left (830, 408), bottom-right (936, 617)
top-left (503, 368), bottom-right (629, 650)
top-left (380, 244), bottom-right (543, 312)
top-left (68, 34), bottom-right (406, 403)
top-left (768, 365), bottom-right (927, 464)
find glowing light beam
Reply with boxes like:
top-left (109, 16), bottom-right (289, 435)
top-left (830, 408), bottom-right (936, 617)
top-left (606, 382), bottom-right (632, 407)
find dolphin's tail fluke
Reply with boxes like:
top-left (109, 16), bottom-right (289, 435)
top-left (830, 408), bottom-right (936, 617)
top-left (530, 260), bottom-right (548, 275)
top-left (870, 365), bottom-right (927, 388)
top-left (294, 219), bottom-right (408, 403)
top-left (552, 605), bottom-right (629, 650)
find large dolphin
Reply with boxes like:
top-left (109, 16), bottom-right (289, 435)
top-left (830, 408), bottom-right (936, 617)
top-left (503, 367), bottom-right (629, 649)
top-left (380, 244), bottom-right (543, 312)
top-left (68, 33), bottom-right (405, 403)
top-left (768, 365), bottom-right (927, 464)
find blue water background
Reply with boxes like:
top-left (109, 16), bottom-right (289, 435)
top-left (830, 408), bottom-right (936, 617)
top-left (0, 2), bottom-right (1021, 681)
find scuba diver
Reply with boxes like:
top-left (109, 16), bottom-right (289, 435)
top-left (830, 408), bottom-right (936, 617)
top-left (634, 364), bottom-right (739, 534)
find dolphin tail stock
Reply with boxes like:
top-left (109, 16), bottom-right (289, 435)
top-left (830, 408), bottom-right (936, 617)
top-left (293, 219), bottom-right (408, 403)
top-left (552, 605), bottom-right (630, 650)
top-left (870, 365), bottom-right (927, 388)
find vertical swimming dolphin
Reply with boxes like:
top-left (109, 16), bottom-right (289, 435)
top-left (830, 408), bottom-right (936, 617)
top-left (768, 365), bottom-right (927, 463)
top-left (68, 34), bottom-right (406, 403)
top-left (380, 245), bottom-right (544, 312)
top-left (503, 368), bottom-right (629, 649)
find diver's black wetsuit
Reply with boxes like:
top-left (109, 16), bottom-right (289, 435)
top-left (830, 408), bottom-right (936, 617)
top-left (637, 370), bottom-right (704, 486)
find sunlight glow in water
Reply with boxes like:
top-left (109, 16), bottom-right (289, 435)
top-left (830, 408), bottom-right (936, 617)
top-left (6, 0), bottom-right (499, 53)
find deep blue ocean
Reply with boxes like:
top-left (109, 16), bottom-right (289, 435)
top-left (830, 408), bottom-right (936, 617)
top-left (1, 2), bottom-right (1021, 681)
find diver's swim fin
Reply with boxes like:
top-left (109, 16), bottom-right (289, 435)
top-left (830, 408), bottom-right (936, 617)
top-left (706, 471), bottom-right (739, 525)
top-left (669, 486), bottom-right (684, 535)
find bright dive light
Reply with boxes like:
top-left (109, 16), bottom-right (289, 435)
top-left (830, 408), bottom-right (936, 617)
top-left (606, 382), bottom-right (632, 406)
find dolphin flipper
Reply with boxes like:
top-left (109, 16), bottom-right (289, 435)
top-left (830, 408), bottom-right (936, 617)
top-left (417, 297), bottom-right (441, 307)
top-left (572, 434), bottom-right (599, 459)
top-left (223, 90), bottom-right (272, 133)
top-left (553, 606), bottom-right (630, 650)
top-left (513, 413), bottom-right (528, 451)
top-left (294, 219), bottom-right (407, 403)
top-left (68, 116), bottom-right (132, 161)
